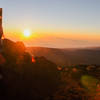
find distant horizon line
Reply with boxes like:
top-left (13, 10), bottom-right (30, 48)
top-left (26, 45), bottom-right (100, 49)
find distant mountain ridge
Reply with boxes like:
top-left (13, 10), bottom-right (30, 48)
top-left (27, 46), bottom-right (100, 66)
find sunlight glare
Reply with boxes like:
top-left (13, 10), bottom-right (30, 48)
top-left (24, 29), bottom-right (31, 37)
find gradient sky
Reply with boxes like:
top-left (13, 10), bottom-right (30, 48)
top-left (0, 0), bottom-right (100, 48)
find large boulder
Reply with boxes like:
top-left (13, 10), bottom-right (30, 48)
top-left (1, 39), bottom-right (26, 62)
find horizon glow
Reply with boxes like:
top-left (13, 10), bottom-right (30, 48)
top-left (0, 0), bottom-right (100, 48)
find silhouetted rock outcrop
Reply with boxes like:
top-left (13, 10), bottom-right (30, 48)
top-left (2, 39), bottom-right (25, 56)
top-left (0, 39), bottom-right (60, 100)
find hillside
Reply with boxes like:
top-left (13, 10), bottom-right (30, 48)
top-left (0, 39), bottom-right (60, 100)
top-left (27, 47), bottom-right (100, 66)
top-left (0, 39), bottom-right (100, 100)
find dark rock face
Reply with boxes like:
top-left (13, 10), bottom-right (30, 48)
top-left (0, 39), bottom-right (60, 100)
top-left (2, 39), bottom-right (26, 55)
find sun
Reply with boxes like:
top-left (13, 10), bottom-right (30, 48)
top-left (23, 29), bottom-right (31, 37)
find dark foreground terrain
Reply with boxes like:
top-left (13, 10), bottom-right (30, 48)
top-left (0, 39), bottom-right (100, 100)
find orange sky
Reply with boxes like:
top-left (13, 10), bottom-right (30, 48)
top-left (4, 27), bottom-right (100, 41)
top-left (1, 0), bottom-right (100, 48)
top-left (3, 27), bottom-right (100, 48)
